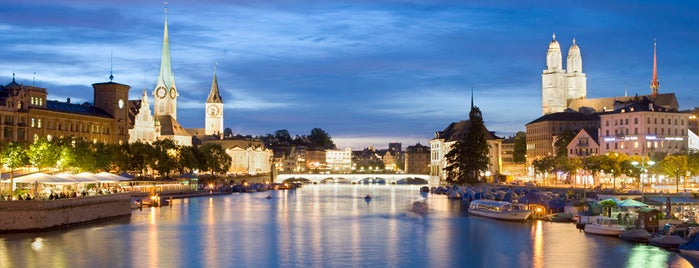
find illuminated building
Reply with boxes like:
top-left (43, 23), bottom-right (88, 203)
top-left (542, 34), bottom-right (587, 115)
top-left (526, 111), bottom-right (600, 162)
top-left (567, 127), bottom-right (599, 158)
top-left (326, 147), bottom-right (352, 172)
top-left (404, 143), bottom-right (430, 175)
top-left (0, 74), bottom-right (130, 145)
top-left (599, 97), bottom-right (688, 156)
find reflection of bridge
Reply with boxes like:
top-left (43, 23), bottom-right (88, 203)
top-left (275, 174), bottom-right (431, 185)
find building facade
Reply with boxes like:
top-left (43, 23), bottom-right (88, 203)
top-left (526, 111), bottom-right (600, 162)
top-left (404, 143), bottom-right (430, 174)
top-left (542, 34), bottom-right (587, 115)
top-left (567, 128), bottom-right (599, 158)
top-left (326, 147), bottom-right (352, 172)
top-left (598, 98), bottom-right (688, 156)
top-left (0, 75), bottom-right (131, 145)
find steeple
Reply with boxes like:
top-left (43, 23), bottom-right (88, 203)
top-left (470, 85), bottom-right (474, 110)
top-left (158, 6), bottom-right (175, 91)
top-left (207, 65), bottom-right (223, 103)
top-left (650, 39), bottom-right (659, 97)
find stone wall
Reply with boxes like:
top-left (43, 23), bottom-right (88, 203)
top-left (0, 193), bottom-right (132, 232)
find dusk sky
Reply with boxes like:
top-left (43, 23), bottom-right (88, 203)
top-left (0, 1), bottom-right (697, 149)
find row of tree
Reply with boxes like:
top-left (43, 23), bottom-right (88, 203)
top-left (260, 128), bottom-right (337, 150)
top-left (0, 137), bottom-right (233, 181)
top-left (532, 147), bottom-right (699, 192)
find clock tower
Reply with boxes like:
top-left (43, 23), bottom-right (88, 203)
top-left (205, 69), bottom-right (223, 136)
top-left (153, 7), bottom-right (178, 119)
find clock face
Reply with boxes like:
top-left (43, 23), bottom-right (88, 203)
top-left (118, 99), bottom-right (124, 109)
top-left (156, 87), bottom-right (167, 99)
top-left (207, 105), bottom-right (219, 116)
top-left (170, 88), bottom-right (177, 99)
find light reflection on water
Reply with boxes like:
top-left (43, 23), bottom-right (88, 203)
top-left (0, 184), bottom-right (695, 268)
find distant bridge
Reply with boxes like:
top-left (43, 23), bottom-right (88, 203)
top-left (274, 174), bottom-right (432, 185)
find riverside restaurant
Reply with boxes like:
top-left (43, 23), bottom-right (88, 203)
top-left (0, 172), bottom-right (135, 232)
top-left (0, 172), bottom-right (132, 201)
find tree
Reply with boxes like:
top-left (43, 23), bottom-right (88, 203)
top-left (223, 128), bottom-right (233, 139)
top-left (177, 146), bottom-right (202, 174)
top-left (532, 156), bottom-right (555, 184)
top-left (152, 139), bottom-right (178, 178)
top-left (462, 106), bottom-right (490, 184)
top-left (274, 129), bottom-right (293, 145)
top-left (1, 142), bottom-right (29, 196)
top-left (443, 140), bottom-right (467, 184)
top-left (657, 155), bottom-right (688, 193)
top-left (199, 143), bottom-right (231, 175)
top-left (553, 129), bottom-right (576, 158)
top-left (308, 128), bottom-right (336, 150)
top-left (129, 141), bottom-right (154, 176)
top-left (513, 131), bottom-right (527, 163)
top-left (28, 137), bottom-right (59, 171)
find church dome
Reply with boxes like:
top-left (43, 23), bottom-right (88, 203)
top-left (568, 38), bottom-right (580, 56)
top-left (548, 33), bottom-right (561, 51)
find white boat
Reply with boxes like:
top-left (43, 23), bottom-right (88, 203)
top-left (467, 200), bottom-right (531, 222)
top-left (583, 216), bottom-right (627, 236)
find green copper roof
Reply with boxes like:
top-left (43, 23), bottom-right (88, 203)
top-left (158, 15), bottom-right (176, 90)
top-left (206, 71), bottom-right (223, 103)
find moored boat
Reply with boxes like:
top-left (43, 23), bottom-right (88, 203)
top-left (620, 229), bottom-right (653, 243)
top-left (648, 235), bottom-right (687, 250)
top-left (467, 199), bottom-right (531, 222)
top-left (583, 217), bottom-right (627, 236)
top-left (547, 212), bottom-right (574, 222)
top-left (679, 230), bottom-right (699, 260)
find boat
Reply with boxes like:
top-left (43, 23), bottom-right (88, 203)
top-left (679, 228), bottom-right (699, 260)
top-left (648, 235), bottom-right (687, 249)
top-left (547, 212), bottom-right (574, 222)
top-left (467, 199), bottom-right (531, 222)
top-left (620, 228), bottom-right (653, 243)
top-left (583, 216), bottom-right (627, 236)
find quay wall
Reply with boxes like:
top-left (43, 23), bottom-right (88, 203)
top-left (0, 193), bottom-right (131, 232)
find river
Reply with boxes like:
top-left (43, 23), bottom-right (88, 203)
top-left (0, 185), bottom-right (695, 267)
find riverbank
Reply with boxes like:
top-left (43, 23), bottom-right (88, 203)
top-left (0, 193), bottom-right (131, 233)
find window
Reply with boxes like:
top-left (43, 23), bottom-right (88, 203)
top-left (31, 118), bottom-right (35, 128)
top-left (625, 118), bottom-right (629, 125)
top-left (37, 119), bottom-right (42, 129)
top-left (634, 118), bottom-right (638, 124)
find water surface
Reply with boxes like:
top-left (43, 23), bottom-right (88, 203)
top-left (0, 185), bottom-right (694, 267)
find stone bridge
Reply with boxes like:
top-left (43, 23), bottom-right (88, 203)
top-left (274, 174), bottom-right (431, 185)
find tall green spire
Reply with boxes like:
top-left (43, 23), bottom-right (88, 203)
top-left (158, 11), bottom-right (175, 90)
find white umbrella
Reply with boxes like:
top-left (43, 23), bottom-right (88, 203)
top-left (96, 172), bottom-right (132, 182)
top-left (4, 173), bottom-right (76, 185)
top-left (56, 173), bottom-right (98, 183)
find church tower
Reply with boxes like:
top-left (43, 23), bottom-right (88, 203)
top-left (153, 6), bottom-right (178, 119)
top-left (205, 68), bottom-right (224, 136)
top-left (650, 40), bottom-right (660, 97)
top-left (149, 4), bottom-right (191, 146)
top-left (542, 33), bottom-right (566, 114)
top-left (565, 38), bottom-right (587, 103)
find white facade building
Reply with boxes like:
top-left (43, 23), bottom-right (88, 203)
top-left (542, 34), bottom-right (587, 115)
top-left (326, 147), bottom-right (352, 172)
top-left (128, 90), bottom-right (158, 143)
top-left (599, 99), bottom-right (688, 156)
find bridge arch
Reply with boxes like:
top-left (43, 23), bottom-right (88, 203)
top-left (275, 174), bottom-right (431, 185)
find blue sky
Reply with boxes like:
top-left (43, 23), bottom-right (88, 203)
top-left (0, 1), bottom-right (697, 149)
